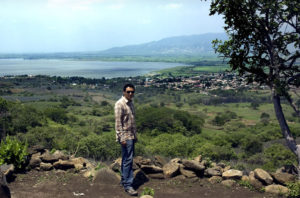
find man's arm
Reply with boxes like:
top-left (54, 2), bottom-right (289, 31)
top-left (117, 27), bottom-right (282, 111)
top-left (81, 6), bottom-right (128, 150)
top-left (114, 102), bottom-right (126, 144)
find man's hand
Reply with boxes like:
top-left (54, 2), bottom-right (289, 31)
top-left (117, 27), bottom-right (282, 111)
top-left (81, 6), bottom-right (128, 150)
top-left (121, 141), bottom-right (126, 146)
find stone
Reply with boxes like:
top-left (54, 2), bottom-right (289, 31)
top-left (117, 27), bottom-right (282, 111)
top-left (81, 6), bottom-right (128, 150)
top-left (70, 157), bottom-right (94, 170)
top-left (0, 164), bottom-right (14, 179)
top-left (182, 159), bottom-right (205, 172)
top-left (208, 176), bottom-right (223, 184)
top-left (53, 160), bottom-right (75, 170)
top-left (276, 165), bottom-right (298, 175)
top-left (83, 169), bottom-right (97, 179)
top-left (249, 171), bottom-right (264, 189)
top-left (222, 169), bottom-right (243, 180)
top-left (163, 162), bottom-right (180, 178)
top-left (154, 155), bottom-right (167, 168)
top-left (265, 184), bottom-right (289, 195)
top-left (221, 179), bottom-right (236, 187)
top-left (254, 168), bottom-right (273, 185)
top-left (222, 166), bottom-right (231, 172)
top-left (140, 165), bottom-right (163, 174)
top-left (170, 158), bottom-right (182, 164)
top-left (205, 168), bottom-right (222, 177)
top-left (0, 171), bottom-right (10, 198)
top-left (41, 150), bottom-right (68, 163)
top-left (241, 175), bottom-right (250, 182)
top-left (180, 166), bottom-right (197, 178)
top-left (140, 195), bottom-right (153, 198)
top-left (271, 172), bottom-right (296, 185)
top-left (29, 153), bottom-right (42, 169)
top-left (40, 162), bottom-right (53, 171)
top-left (134, 156), bottom-right (152, 167)
top-left (147, 173), bottom-right (165, 179)
top-left (217, 163), bottom-right (226, 168)
top-left (193, 155), bottom-right (202, 162)
top-left (133, 169), bottom-right (149, 187)
top-left (110, 158), bottom-right (122, 172)
top-left (93, 167), bottom-right (120, 184)
top-left (27, 145), bottom-right (46, 155)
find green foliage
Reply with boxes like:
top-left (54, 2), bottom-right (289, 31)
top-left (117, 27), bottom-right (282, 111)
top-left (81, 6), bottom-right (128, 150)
top-left (0, 136), bottom-right (28, 169)
top-left (241, 135), bottom-right (263, 155)
top-left (44, 107), bottom-right (68, 124)
top-left (197, 142), bottom-right (237, 161)
top-left (60, 96), bottom-right (80, 108)
top-left (287, 182), bottom-right (300, 198)
top-left (136, 106), bottom-right (204, 136)
top-left (212, 110), bottom-right (237, 126)
top-left (141, 187), bottom-right (155, 197)
top-left (263, 144), bottom-right (296, 171)
top-left (238, 180), bottom-right (254, 191)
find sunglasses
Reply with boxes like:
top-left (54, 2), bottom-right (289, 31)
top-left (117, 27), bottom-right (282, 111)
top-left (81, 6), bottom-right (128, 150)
top-left (126, 91), bottom-right (135, 94)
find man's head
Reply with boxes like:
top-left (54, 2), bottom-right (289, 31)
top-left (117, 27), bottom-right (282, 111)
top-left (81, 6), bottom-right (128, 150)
top-left (123, 84), bottom-right (135, 101)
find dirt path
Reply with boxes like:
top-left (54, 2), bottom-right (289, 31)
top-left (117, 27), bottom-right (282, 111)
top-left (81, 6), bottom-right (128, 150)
top-left (8, 170), bottom-right (280, 198)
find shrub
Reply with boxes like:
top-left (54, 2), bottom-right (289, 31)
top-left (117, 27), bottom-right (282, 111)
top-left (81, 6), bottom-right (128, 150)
top-left (0, 136), bottom-right (28, 169)
top-left (44, 107), bottom-right (68, 124)
top-left (287, 182), bottom-right (300, 198)
top-left (141, 187), bottom-right (155, 197)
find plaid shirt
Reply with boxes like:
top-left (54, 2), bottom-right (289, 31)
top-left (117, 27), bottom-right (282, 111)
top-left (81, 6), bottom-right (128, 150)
top-left (114, 96), bottom-right (137, 143)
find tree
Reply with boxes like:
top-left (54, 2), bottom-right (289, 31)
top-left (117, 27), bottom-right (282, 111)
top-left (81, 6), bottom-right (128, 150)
top-left (0, 98), bottom-right (9, 141)
top-left (209, 0), bottom-right (300, 176)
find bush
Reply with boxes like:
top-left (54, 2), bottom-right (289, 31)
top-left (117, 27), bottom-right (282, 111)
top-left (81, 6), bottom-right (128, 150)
top-left (44, 107), bottom-right (68, 124)
top-left (0, 136), bottom-right (28, 169)
top-left (287, 182), bottom-right (300, 198)
top-left (197, 142), bottom-right (237, 161)
top-left (212, 110), bottom-right (237, 126)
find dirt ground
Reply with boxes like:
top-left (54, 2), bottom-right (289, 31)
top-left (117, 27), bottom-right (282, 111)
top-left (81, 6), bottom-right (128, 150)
top-left (8, 170), bottom-right (282, 198)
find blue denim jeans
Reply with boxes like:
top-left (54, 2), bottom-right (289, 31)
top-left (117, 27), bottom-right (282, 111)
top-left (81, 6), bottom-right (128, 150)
top-left (121, 139), bottom-right (135, 190)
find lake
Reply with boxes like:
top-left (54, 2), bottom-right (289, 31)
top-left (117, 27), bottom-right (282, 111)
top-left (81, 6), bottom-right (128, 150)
top-left (0, 59), bottom-right (185, 78)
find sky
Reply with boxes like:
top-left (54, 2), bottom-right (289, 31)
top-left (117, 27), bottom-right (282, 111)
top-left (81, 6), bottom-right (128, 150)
top-left (0, 0), bottom-right (225, 53)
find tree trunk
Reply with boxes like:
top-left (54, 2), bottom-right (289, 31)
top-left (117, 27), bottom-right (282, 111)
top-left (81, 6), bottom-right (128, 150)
top-left (273, 92), bottom-right (300, 179)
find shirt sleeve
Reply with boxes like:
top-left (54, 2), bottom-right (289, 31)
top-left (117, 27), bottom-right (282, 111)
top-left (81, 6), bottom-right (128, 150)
top-left (114, 102), bottom-right (124, 142)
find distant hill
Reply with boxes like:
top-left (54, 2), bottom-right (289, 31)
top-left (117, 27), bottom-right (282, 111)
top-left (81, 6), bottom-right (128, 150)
top-left (99, 33), bottom-right (227, 56)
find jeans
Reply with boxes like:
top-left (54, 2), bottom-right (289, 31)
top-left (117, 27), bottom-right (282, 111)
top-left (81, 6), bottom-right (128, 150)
top-left (121, 139), bottom-right (135, 190)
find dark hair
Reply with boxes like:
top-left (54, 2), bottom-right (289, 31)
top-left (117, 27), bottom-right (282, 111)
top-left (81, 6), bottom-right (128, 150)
top-left (123, 83), bottom-right (135, 91)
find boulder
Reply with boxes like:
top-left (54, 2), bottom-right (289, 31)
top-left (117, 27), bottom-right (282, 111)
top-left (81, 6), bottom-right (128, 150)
top-left (193, 155), bottom-right (202, 163)
top-left (27, 145), bottom-right (46, 155)
top-left (182, 159), bottom-right (205, 172)
top-left (271, 172), bottom-right (296, 185)
top-left (110, 158), bottom-right (122, 172)
top-left (133, 169), bottom-right (149, 187)
top-left (140, 165), bottom-right (163, 174)
top-left (217, 163), bottom-right (226, 168)
top-left (249, 171), bottom-right (264, 189)
top-left (180, 166), bottom-right (197, 178)
top-left (265, 184), bottom-right (289, 195)
top-left (147, 173), bottom-right (165, 179)
top-left (70, 157), bottom-right (95, 170)
top-left (134, 156), bottom-right (152, 167)
top-left (276, 164), bottom-right (298, 175)
top-left (41, 150), bottom-right (68, 163)
top-left (205, 168), bottom-right (222, 177)
top-left (40, 162), bottom-right (53, 171)
top-left (0, 164), bottom-right (14, 178)
top-left (208, 176), bottom-right (223, 184)
top-left (222, 169), bottom-right (243, 180)
top-left (254, 168), bottom-right (273, 185)
top-left (29, 153), bottom-right (42, 169)
top-left (163, 162), bottom-right (180, 178)
top-left (221, 179), bottom-right (236, 187)
top-left (154, 155), bottom-right (167, 168)
top-left (170, 158), bottom-right (182, 164)
top-left (0, 171), bottom-right (10, 198)
top-left (241, 175), bottom-right (250, 182)
top-left (53, 160), bottom-right (75, 170)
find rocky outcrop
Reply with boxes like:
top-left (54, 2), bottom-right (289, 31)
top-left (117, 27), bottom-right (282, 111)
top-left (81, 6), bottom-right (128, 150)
top-left (222, 169), bottom-right (243, 180)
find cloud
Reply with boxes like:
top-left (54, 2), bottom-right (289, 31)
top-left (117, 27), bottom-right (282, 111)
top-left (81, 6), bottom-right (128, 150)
top-left (159, 3), bottom-right (182, 10)
top-left (46, 0), bottom-right (105, 11)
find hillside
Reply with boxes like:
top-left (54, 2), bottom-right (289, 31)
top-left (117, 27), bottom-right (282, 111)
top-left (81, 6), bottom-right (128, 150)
top-left (99, 33), bottom-right (227, 56)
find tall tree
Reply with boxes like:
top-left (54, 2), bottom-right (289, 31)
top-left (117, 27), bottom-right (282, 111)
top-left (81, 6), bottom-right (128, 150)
top-left (209, 0), bottom-right (300, 176)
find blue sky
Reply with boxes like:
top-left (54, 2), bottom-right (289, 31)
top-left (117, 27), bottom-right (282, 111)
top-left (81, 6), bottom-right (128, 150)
top-left (0, 0), bottom-right (225, 53)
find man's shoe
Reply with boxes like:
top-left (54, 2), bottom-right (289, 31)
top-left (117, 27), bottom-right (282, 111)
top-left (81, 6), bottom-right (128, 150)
top-left (125, 187), bottom-right (138, 196)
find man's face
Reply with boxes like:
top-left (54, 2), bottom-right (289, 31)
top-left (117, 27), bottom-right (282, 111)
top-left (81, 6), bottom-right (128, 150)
top-left (123, 87), bottom-right (135, 101)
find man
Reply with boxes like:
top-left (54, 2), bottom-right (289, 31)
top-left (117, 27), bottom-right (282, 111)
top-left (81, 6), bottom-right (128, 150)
top-left (114, 83), bottom-right (138, 196)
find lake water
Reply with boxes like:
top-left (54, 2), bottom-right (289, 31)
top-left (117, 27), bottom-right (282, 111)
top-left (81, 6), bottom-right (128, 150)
top-left (0, 59), bottom-right (185, 78)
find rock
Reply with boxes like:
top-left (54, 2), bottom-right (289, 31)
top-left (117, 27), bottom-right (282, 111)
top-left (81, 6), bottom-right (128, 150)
top-left (254, 168), bottom-right (273, 185)
top-left (208, 176), bottom-right (223, 184)
top-left (241, 175), bottom-right (250, 181)
top-left (271, 172), bottom-right (296, 185)
top-left (193, 155), bottom-right (202, 162)
top-left (180, 166), bottom-right (197, 178)
top-left (133, 169), bottom-right (149, 187)
top-left (205, 168), bottom-right (222, 177)
top-left (140, 195), bottom-right (153, 198)
top-left (0, 164), bottom-right (14, 178)
top-left (182, 159), bottom-right (205, 172)
top-left (265, 184), bottom-right (289, 195)
top-left (93, 167), bottom-right (120, 184)
top-left (154, 155), bottom-right (167, 168)
top-left (53, 160), bottom-right (75, 170)
top-left (249, 171), bottom-right (264, 189)
top-left (134, 156), bottom-right (152, 167)
top-left (110, 158), bottom-right (122, 172)
top-left (0, 171), bottom-right (10, 198)
top-left (29, 153), bottom-right (42, 169)
top-left (70, 157), bottom-right (94, 170)
top-left (40, 162), bottom-right (53, 171)
top-left (27, 145), bottom-right (46, 155)
top-left (222, 166), bottom-right (231, 172)
top-left (221, 179), bottom-right (236, 187)
top-left (276, 164), bottom-right (298, 175)
top-left (217, 163), bottom-right (226, 168)
top-left (147, 173), bottom-right (165, 179)
top-left (163, 162), bottom-right (180, 178)
top-left (41, 150), bottom-right (68, 163)
top-left (170, 158), bottom-right (182, 164)
top-left (222, 169), bottom-right (243, 180)
top-left (83, 169), bottom-right (97, 179)
top-left (140, 165), bottom-right (163, 174)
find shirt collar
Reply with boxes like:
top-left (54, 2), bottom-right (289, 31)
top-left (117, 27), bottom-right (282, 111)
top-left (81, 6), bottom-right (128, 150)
top-left (122, 96), bottom-right (131, 104)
